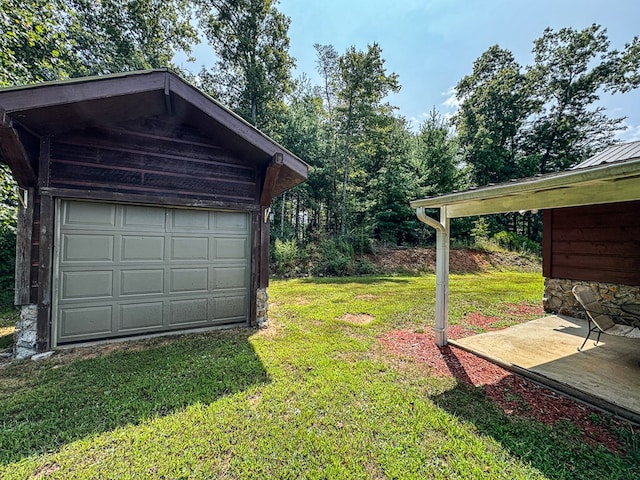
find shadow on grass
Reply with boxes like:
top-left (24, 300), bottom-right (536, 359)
top-left (0, 329), bottom-right (269, 465)
top-left (432, 347), bottom-right (640, 480)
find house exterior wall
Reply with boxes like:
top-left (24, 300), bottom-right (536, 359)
top-left (542, 201), bottom-right (640, 317)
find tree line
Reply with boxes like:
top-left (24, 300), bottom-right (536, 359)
top-left (2, 1), bottom-right (640, 272)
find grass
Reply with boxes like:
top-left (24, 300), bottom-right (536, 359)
top-left (0, 305), bottom-right (18, 351)
top-left (0, 271), bottom-right (638, 479)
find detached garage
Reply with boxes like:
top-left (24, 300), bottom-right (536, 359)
top-left (0, 69), bottom-right (308, 357)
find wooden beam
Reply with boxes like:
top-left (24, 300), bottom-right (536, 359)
top-left (0, 111), bottom-right (38, 187)
top-left (164, 73), bottom-right (173, 116)
top-left (40, 187), bottom-right (260, 213)
top-left (260, 153), bottom-right (284, 206)
top-left (36, 192), bottom-right (53, 352)
top-left (14, 187), bottom-right (34, 305)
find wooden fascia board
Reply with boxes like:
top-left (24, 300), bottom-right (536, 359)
top-left (260, 153), bottom-right (284, 206)
top-left (444, 176), bottom-right (640, 218)
top-left (0, 71), bottom-right (166, 113)
top-left (410, 161), bottom-right (640, 217)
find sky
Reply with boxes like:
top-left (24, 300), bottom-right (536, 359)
top-left (178, 0), bottom-right (640, 141)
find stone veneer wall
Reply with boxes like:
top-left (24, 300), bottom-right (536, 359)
top-left (256, 287), bottom-right (269, 328)
top-left (14, 304), bottom-right (38, 359)
top-left (543, 278), bottom-right (640, 324)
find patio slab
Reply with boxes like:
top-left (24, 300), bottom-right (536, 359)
top-left (452, 315), bottom-right (640, 423)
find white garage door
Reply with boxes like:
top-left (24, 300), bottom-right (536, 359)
top-left (54, 200), bottom-right (250, 344)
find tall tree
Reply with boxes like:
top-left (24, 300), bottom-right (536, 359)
top-left (196, 0), bottom-right (295, 128)
top-left (453, 46), bottom-right (532, 186)
top-left (335, 43), bottom-right (400, 235)
top-left (524, 24), bottom-right (640, 172)
top-left (413, 108), bottom-right (462, 197)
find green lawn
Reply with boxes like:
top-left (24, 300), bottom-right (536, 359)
top-left (0, 271), bottom-right (638, 479)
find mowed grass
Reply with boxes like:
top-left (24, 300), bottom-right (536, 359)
top-left (1, 271), bottom-right (638, 479)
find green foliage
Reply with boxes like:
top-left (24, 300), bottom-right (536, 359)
top-left (470, 217), bottom-right (490, 242)
top-left (272, 238), bottom-right (298, 276)
top-left (311, 237), bottom-right (354, 276)
top-left (0, 225), bottom-right (15, 307)
top-left (196, 0), bottom-right (295, 128)
top-left (492, 230), bottom-right (541, 255)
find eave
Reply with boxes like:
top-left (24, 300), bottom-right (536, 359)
top-left (410, 159), bottom-right (640, 218)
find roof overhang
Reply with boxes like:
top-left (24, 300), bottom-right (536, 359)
top-left (0, 69), bottom-right (308, 195)
top-left (410, 159), bottom-right (640, 218)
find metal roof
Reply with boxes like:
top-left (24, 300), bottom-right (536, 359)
top-left (573, 141), bottom-right (640, 169)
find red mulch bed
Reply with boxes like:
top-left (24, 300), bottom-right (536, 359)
top-left (379, 309), bottom-right (633, 454)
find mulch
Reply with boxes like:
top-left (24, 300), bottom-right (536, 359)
top-left (378, 321), bottom-right (634, 454)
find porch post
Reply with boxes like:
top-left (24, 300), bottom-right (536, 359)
top-left (434, 206), bottom-right (450, 346)
top-left (415, 206), bottom-right (450, 346)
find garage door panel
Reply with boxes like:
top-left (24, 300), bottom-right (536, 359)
top-left (171, 237), bottom-right (209, 261)
top-left (121, 236), bottom-right (165, 261)
top-left (169, 209), bottom-right (210, 231)
top-left (120, 302), bottom-right (164, 330)
top-left (214, 237), bottom-right (247, 259)
top-left (213, 266), bottom-right (247, 289)
top-left (170, 299), bottom-right (208, 325)
top-left (60, 305), bottom-right (113, 338)
top-left (215, 211), bottom-right (249, 232)
top-left (122, 205), bottom-right (166, 229)
top-left (63, 201), bottom-right (116, 228)
top-left (213, 295), bottom-right (247, 320)
top-left (56, 201), bottom-right (250, 344)
top-left (61, 270), bottom-right (113, 300)
top-left (62, 234), bottom-right (114, 263)
top-left (170, 268), bottom-right (208, 293)
top-left (120, 269), bottom-right (165, 296)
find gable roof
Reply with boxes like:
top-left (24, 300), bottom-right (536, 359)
top-left (0, 69), bottom-right (308, 195)
top-left (410, 142), bottom-right (640, 218)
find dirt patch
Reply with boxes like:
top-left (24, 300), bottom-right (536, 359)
top-left (341, 313), bottom-right (375, 325)
top-left (378, 326), bottom-right (633, 454)
top-left (366, 247), bottom-right (540, 274)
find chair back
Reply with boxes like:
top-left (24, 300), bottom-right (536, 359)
top-left (572, 285), bottom-right (615, 332)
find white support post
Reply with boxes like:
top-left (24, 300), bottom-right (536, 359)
top-left (415, 206), bottom-right (450, 346)
top-left (434, 206), bottom-right (450, 346)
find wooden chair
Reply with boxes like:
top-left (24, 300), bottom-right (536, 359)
top-left (572, 284), bottom-right (640, 352)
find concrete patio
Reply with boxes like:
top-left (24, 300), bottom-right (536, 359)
top-left (452, 315), bottom-right (640, 424)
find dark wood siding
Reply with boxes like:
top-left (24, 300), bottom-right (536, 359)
top-left (543, 201), bottom-right (640, 285)
top-left (48, 118), bottom-right (259, 205)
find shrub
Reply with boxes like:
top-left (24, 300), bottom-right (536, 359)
top-left (492, 230), bottom-right (541, 255)
top-left (273, 238), bottom-right (298, 276)
top-left (0, 225), bottom-right (15, 307)
top-left (312, 238), bottom-right (354, 276)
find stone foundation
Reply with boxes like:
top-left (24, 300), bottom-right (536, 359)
top-left (256, 288), bottom-right (269, 328)
top-left (544, 278), bottom-right (640, 325)
top-left (14, 304), bottom-right (38, 359)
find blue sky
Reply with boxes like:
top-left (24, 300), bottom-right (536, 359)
top-left (179, 0), bottom-right (640, 141)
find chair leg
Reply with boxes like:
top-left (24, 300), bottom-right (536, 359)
top-left (578, 321), bottom-right (592, 352)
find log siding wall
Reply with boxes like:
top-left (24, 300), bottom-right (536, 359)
top-left (48, 120), bottom-right (260, 205)
top-left (543, 201), bottom-right (640, 286)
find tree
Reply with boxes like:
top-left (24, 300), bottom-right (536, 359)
top-left (196, 0), bottom-right (295, 128)
top-left (0, 0), bottom-right (76, 85)
top-left (334, 43), bottom-right (400, 235)
top-left (453, 45), bottom-right (532, 186)
top-left (524, 24), bottom-right (640, 172)
top-left (413, 108), bottom-right (462, 197)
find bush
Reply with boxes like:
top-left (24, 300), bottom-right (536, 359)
top-left (492, 230), bottom-right (541, 255)
top-left (0, 225), bottom-right (15, 307)
top-left (273, 238), bottom-right (298, 276)
top-left (312, 238), bottom-right (354, 276)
